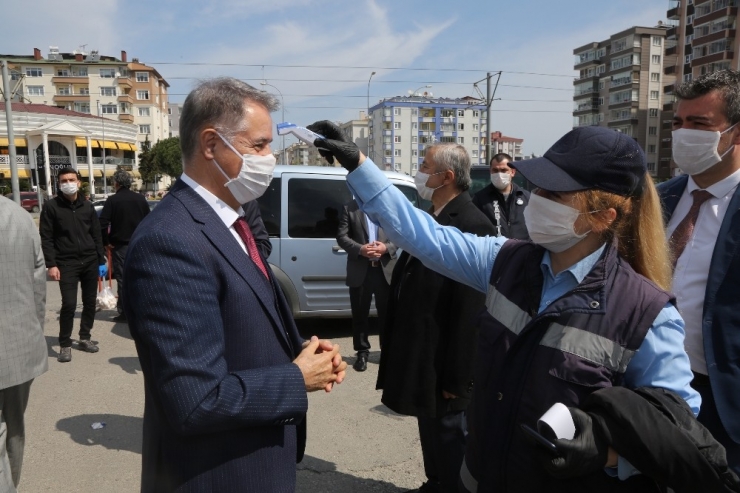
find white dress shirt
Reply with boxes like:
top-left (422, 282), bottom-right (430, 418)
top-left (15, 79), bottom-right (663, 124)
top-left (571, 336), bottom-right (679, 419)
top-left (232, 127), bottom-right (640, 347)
top-left (666, 167), bottom-right (740, 374)
top-left (179, 173), bottom-right (248, 255)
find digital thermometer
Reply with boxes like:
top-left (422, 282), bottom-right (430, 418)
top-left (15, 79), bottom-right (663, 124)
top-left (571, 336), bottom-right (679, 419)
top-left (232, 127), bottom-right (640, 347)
top-left (276, 122), bottom-right (324, 145)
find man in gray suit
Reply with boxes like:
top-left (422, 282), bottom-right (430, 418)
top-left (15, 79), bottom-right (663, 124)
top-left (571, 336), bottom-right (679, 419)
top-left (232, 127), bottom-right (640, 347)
top-left (337, 199), bottom-right (396, 372)
top-left (0, 196), bottom-right (48, 492)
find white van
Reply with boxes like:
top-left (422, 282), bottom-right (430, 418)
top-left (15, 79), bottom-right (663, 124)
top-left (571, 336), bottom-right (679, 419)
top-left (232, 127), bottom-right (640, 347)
top-left (257, 165), bottom-right (422, 318)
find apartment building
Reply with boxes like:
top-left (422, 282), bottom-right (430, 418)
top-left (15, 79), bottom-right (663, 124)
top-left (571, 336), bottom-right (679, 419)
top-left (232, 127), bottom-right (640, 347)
top-left (490, 131), bottom-right (524, 161)
top-left (339, 116), bottom-right (369, 156)
top-left (275, 142), bottom-right (325, 166)
top-left (368, 95), bottom-right (488, 176)
top-left (2, 46), bottom-right (170, 165)
top-left (663, 0), bottom-right (737, 175)
top-left (168, 103), bottom-right (182, 138)
top-left (573, 26), bottom-right (675, 179)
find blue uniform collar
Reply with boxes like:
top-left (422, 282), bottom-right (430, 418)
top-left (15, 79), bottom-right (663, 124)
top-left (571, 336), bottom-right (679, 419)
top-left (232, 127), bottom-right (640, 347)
top-left (541, 243), bottom-right (607, 284)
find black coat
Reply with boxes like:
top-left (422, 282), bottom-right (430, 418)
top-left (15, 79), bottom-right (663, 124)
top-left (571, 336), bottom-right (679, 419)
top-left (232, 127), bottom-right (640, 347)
top-left (39, 193), bottom-right (105, 267)
top-left (376, 192), bottom-right (496, 418)
top-left (472, 182), bottom-right (530, 240)
top-left (99, 187), bottom-right (150, 246)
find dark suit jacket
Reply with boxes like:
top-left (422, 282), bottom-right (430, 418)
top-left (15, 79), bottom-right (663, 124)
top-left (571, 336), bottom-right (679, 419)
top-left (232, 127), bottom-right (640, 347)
top-left (659, 175), bottom-right (740, 443)
top-left (123, 180), bottom-right (307, 493)
top-left (336, 199), bottom-right (397, 286)
top-left (376, 192), bottom-right (496, 417)
top-left (472, 182), bottom-right (530, 240)
top-left (243, 200), bottom-right (272, 259)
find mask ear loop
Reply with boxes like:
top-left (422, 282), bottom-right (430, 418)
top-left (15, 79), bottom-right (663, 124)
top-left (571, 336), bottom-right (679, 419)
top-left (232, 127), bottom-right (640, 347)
top-left (719, 121), bottom-right (739, 160)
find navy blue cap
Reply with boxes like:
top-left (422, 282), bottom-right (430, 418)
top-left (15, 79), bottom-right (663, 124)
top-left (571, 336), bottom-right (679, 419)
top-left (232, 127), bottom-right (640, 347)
top-left (511, 126), bottom-right (646, 197)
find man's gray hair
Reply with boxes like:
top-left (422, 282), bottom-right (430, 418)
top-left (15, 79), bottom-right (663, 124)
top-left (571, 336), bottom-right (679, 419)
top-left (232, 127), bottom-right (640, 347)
top-left (179, 77), bottom-right (280, 161)
top-left (427, 143), bottom-right (471, 192)
top-left (675, 69), bottom-right (740, 124)
top-left (113, 169), bottom-right (132, 188)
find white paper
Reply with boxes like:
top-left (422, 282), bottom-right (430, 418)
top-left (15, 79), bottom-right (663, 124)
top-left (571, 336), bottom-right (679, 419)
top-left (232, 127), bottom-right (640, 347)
top-left (537, 402), bottom-right (575, 440)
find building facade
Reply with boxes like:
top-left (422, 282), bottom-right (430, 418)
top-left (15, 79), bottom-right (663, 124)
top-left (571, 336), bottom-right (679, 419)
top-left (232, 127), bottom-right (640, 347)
top-left (168, 103), bottom-right (182, 138)
top-left (573, 26), bottom-right (675, 179)
top-left (3, 47), bottom-right (170, 163)
top-left (275, 142), bottom-right (326, 166)
top-left (368, 96), bottom-right (488, 176)
top-left (663, 0), bottom-right (737, 176)
top-left (340, 117), bottom-right (369, 158)
top-left (490, 131), bottom-right (524, 161)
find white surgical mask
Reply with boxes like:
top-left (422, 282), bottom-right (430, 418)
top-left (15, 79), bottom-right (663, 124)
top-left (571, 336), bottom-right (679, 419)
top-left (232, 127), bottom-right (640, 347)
top-left (59, 182), bottom-right (78, 196)
top-left (490, 172), bottom-right (511, 190)
top-left (414, 171), bottom-right (445, 201)
top-left (672, 123), bottom-right (737, 175)
top-left (212, 132), bottom-right (276, 204)
top-left (523, 193), bottom-right (590, 253)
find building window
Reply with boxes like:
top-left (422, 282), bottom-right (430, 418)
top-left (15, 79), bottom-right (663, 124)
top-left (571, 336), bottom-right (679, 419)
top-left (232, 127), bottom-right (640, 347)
top-left (412, 150), bottom-right (418, 157)
top-left (394, 135), bottom-right (401, 143)
top-left (457, 137), bottom-right (464, 144)
top-left (648, 126), bottom-right (657, 135)
top-left (412, 136), bottom-right (418, 144)
top-left (139, 125), bottom-right (151, 134)
top-left (138, 107), bottom-right (151, 117)
top-left (137, 90), bottom-right (150, 100)
top-left (78, 87), bottom-right (90, 95)
top-left (473, 110), bottom-right (479, 117)
top-left (73, 67), bottom-right (88, 76)
top-left (101, 86), bottom-right (117, 96)
top-left (101, 104), bottom-right (117, 114)
top-left (458, 123), bottom-right (464, 130)
top-left (473, 124), bottom-right (479, 131)
top-left (650, 90), bottom-right (659, 100)
top-left (652, 36), bottom-right (662, 46)
top-left (472, 150), bottom-right (479, 157)
top-left (650, 73), bottom-right (660, 82)
top-left (649, 108), bottom-right (658, 117)
top-left (394, 149), bottom-right (401, 157)
top-left (26, 86), bottom-right (44, 96)
top-left (473, 137), bottom-right (479, 144)
top-left (56, 69), bottom-right (70, 77)
top-left (393, 108), bottom-right (401, 116)
top-left (136, 72), bottom-right (149, 82)
top-left (648, 144), bottom-right (656, 153)
top-left (57, 86), bottom-right (71, 95)
top-left (120, 103), bottom-right (131, 114)
top-left (74, 102), bottom-right (90, 114)
top-left (412, 122), bottom-right (417, 129)
top-left (457, 110), bottom-right (464, 117)
top-left (100, 68), bottom-right (116, 78)
top-left (647, 162), bottom-right (656, 172)
top-left (25, 68), bottom-right (43, 77)
top-left (393, 122), bottom-right (401, 130)
top-left (411, 109), bottom-right (418, 116)
top-left (652, 54), bottom-right (661, 64)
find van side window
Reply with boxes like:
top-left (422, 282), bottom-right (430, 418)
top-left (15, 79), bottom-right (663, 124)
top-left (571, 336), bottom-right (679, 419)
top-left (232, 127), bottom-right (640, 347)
top-left (393, 184), bottom-right (420, 208)
top-left (288, 178), bottom-right (352, 238)
top-left (257, 178), bottom-right (281, 236)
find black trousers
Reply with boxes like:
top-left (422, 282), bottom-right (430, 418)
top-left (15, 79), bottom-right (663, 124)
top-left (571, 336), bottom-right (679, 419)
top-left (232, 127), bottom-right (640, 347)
top-left (58, 259), bottom-right (98, 347)
top-left (348, 264), bottom-right (389, 353)
top-left (418, 410), bottom-right (467, 493)
top-left (111, 244), bottom-right (128, 315)
top-left (692, 373), bottom-right (740, 475)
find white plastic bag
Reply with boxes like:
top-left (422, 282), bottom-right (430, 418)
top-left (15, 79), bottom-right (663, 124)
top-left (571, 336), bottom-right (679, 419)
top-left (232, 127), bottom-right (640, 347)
top-left (96, 286), bottom-right (117, 311)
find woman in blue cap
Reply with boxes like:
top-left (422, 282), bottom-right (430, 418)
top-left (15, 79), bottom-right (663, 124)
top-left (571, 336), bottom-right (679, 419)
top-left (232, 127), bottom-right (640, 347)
top-left (308, 122), bottom-right (703, 492)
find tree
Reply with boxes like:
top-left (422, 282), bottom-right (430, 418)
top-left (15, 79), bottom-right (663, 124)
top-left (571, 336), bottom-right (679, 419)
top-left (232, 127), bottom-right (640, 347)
top-left (151, 137), bottom-right (182, 178)
top-left (137, 137), bottom-right (160, 189)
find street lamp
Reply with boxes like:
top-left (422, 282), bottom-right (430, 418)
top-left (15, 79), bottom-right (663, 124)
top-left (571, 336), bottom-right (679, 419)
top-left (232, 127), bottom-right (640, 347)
top-left (412, 84), bottom-right (432, 97)
top-left (367, 71), bottom-right (376, 158)
top-left (260, 81), bottom-right (286, 165)
top-left (97, 100), bottom-right (107, 195)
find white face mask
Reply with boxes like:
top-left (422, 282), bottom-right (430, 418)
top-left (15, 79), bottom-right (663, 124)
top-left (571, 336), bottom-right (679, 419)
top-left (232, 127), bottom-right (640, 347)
top-left (672, 123), bottom-right (737, 175)
top-left (212, 132), bottom-right (276, 204)
top-left (490, 172), bottom-right (512, 190)
top-left (523, 193), bottom-right (590, 253)
top-left (414, 171), bottom-right (445, 201)
top-left (59, 182), bottom-right (79, 196)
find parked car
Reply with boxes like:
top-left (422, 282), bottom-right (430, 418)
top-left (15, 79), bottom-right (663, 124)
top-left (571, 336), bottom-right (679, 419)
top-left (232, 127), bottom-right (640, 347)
top-left (4, 191), bottom-right (41, 213)
top-left (257, 165), bottom-right (422, 318)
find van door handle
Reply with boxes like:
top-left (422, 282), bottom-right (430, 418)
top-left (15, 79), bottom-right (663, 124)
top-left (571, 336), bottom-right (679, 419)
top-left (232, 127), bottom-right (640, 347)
top-left (332, 246), bottom-right (346, 253)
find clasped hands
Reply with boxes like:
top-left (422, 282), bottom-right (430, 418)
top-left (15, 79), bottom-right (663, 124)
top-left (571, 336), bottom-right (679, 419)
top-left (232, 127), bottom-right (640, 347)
top-left (360, 241), bottom-right (386, 259)
top-left (294, 336), bottom-right (347, 393)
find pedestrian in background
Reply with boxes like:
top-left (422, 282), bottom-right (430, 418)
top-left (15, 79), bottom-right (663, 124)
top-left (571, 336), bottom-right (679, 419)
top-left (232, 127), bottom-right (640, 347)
top-left (0, 196), bottom-right (48, 492)
top-left (660, 69), bottom-right (740, 475)
top-left (377, 144), bottom-right (496, 493)
top-left (39, 168), bottom-right (107, 363)
top-left (337, 198), bottom-right (397, 372)
top-left (472, 152), bottom-right (530, 239)
top-left (99, 169), bottom-right (150, 323)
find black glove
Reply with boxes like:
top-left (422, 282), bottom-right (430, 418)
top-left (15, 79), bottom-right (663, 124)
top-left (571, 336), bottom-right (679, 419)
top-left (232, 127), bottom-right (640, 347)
top-left (543, 407), bottom-right (610, 479)
top-left (307, 120), bottom-right (361, 171)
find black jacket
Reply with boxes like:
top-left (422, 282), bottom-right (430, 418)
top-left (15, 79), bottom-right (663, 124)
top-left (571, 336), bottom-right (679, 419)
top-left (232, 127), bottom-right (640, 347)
top-left (99, 187), bottom-right (150, 246)
top-left (472, 182), bottom-right (530, 240)
top-left (376, 192), bottom-right (496, 417)
top-left (583, 386), bottom-right (740, 493)
top-left (39, 193), bottom-right (105, 267)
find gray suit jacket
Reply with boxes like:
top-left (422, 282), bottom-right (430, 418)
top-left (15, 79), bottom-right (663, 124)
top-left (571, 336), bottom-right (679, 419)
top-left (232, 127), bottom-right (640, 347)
top-left (337, 199), bottom-right (397, 286)
top-left (0, 196), bottom-right (47, 390)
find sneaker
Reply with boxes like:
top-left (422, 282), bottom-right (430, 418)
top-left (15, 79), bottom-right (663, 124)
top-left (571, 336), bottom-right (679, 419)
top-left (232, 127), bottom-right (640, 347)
top-left (58, 346), bottom-right (72, 363)
top-left (78, 340), bottom-right (99, 353)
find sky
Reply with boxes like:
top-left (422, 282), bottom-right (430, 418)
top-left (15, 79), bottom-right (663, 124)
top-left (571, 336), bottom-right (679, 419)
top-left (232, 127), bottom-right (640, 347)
top-left (3, 0), bottom-right (669, 156)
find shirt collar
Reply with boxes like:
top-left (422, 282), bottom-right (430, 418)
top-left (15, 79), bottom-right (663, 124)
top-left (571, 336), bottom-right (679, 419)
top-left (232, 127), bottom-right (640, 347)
top-left (687, 167), bottom-right (740, 198)
top-left (179, 173), bottom-right (244, 228)
top-left (540, 243), bottom-right (607, 284)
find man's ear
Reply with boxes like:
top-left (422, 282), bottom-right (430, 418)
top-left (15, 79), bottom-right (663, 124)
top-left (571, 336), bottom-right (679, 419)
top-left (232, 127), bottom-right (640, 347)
top-left (730, 123), bottom-right (740, 146)
top-left (200, 129), bottom-right (220, 161)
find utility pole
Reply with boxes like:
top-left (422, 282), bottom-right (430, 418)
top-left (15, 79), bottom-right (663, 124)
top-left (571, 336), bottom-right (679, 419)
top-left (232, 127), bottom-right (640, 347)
top-left (1, 60), bottom-right (20, 206)
top-left (474, 72), bottom-right (502, 166)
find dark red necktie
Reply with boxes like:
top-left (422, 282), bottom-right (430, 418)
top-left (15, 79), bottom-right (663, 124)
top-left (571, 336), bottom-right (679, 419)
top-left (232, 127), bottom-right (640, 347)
top-left (233, 217), bottom-right (269, 279)
top-left (669, 189), bottom-right (713, 267)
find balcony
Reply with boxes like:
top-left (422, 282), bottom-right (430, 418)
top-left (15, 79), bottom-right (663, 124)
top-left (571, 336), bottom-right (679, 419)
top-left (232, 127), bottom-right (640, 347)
top-left (667, 4), bottom-right (681, 19)
top-left (692, 49), bottom-right (734, 67)
top-left (664, 83), bottom-right (676, 94)
top-left (667, 26), bottom-right (678, 39)
top-left (664, 64), bottom-right (678, 75)
top-left (53, 94), bottom-right (90, 103)
top-left (693, 28), bottom-right (736, 46)
top-left (118, 114), bottom-right (134, 124)
top-left (664, 101), bottom-right (675, 111)
top-left (118, 94), bottom-right (135, 105)
top-left (118, 76), bottom-right (133, 89)
top-left (694, 5), bottom-right (737, 24)
top-left (52, 76), bottom-right (88, 85)
top-left (665, 45), bottom-right (678, 56)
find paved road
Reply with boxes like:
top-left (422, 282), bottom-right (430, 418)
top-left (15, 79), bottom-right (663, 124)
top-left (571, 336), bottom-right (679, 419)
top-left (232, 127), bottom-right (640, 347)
top-left (19, 280), bottom-right (425, 492)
